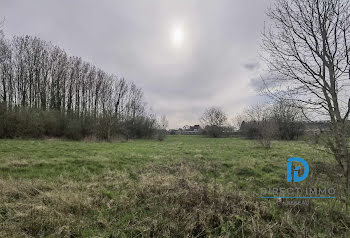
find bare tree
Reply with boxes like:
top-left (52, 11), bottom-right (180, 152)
top-left (271, 100), bottom-right (305, 140)
top-left (243, 104), bottom-right (278, 148)
top-left (156, 115), bottom-right (168, 141)
top-left (0, 20), bottom-right (4, 62)
top-left (200, 107), bottom-right (227, 127)
top-left (113, 77), bottom-right (128, 118)
top-left (200, 107), bottom-right (227, 137)
top-left (262, 0), bottom-right (350, 185)
top-left (126, 82), bottom-right (144, 120)
top-left (0, 36), bottom-right (11, 105)
top-left (0, 20), bottom-right (3, 40)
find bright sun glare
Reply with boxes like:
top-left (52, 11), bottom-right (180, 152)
top-left (171, 26), bottom-right (184, 47)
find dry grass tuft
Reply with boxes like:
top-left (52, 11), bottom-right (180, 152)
top-left (0, 160), bottom-right (349, 237)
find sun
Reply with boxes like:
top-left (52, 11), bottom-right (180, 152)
top-left (171, 26), bottom-right (184, 47)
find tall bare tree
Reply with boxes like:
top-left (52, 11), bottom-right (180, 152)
top-left (200, 107), bottom-right (227, 127)
top-left (0, 35), bottom-right (11, 105)
top-left (113, 77), bottom-right (128, 117)
top-left (262, 0), bottom-right (350, 185)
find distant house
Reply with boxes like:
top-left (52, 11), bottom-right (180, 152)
top-left (190, 125), bottom-right (200, 131)
top-left (173, 125), bottom-right (202, 135)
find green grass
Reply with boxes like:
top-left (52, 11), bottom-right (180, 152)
top-left (0, 136), bottom-right (349, 237)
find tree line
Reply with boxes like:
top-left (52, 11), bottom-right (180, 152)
top-left (238, 100), bottom-right (305, 148)
top-left (0, 33), bottom-right (159, 140)
top-left (199, 101), bottom-right (306, 144)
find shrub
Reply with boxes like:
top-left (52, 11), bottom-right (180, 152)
top-left (240, 120), bottom-right (278, 148)
top-left (204, 125), bottom-right (223, 138)
top-left (64, 117), bottom-right (83, 140)
top-left (121, 116), bottom-right (157, 140)
top-left (156, 129), bottom-right (167, 141)
top-left (94, 115), bottom-right (117, 141)
top-left (0, 104), bottom-right (19, 138)
top-left (41, 110), bottom-right (67, 137)
top-left (16, 108), bottom-right (44, 138)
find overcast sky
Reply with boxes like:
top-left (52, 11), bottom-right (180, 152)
top-left (0, 0), bottom-right (271, 128)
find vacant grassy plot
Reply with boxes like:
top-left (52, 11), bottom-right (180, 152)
top-left (0, 136), bottom-right (349, 237)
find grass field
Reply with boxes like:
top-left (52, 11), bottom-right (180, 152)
top-left (0, 136), bottom-right (349, 237)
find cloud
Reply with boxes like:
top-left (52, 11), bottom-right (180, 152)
top-left (243, 62), bottom-right (260, 71)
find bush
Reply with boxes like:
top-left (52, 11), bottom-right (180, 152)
top-left (94, 115), bottom-right (117, 141)
top-left (0, 104), bottom-right (160, 141)
top-left (256, 120), bottom-right (277, 148)
top-left (204, 125), bottom-right (224, 138)
top-left (240, 120), bottom-right (278, 148)
top-left (81, 116), bottom-right (94, 138)
top-left (156, 129), bottom-right (167, 141)
top-left (121, 117), bottom-right (157, 140)
top-left (0, 104), bottom-right (19, 138)
top-left (41, 111), bottom-right (67, 137)
top-left (64, 117), bottom-right (83, 140)
top-left (277, 121), bottom-right (304, 140)
top-left (15, 108), bottom-right (44, 138)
